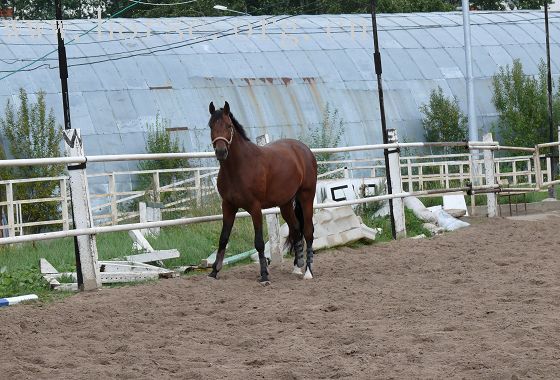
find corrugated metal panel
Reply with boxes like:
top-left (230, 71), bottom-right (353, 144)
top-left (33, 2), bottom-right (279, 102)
top-left (0, 11), bottom-right (557, 189)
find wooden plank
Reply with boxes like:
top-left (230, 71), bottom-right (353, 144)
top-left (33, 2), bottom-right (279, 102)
top-left (99, 261), bottom-right (172, 274)
top-left (55, 283), bottom-right (79, 292)
top-left (40, 258), bottom-right (59, 274)
top-left (100, 272), bottom-right (161, 283)
top-left (124, 249), bottom-right (180, 263)
top-left (128, 229), bottom-right (154, 252)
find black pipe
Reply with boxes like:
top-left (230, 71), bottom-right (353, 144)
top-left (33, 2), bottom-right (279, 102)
top-left (369, 0), bottom-right (396, 239)
top-left (56, 0), bottom-right (83, 288)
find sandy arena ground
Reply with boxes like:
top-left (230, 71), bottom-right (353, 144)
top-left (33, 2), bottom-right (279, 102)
top-left (1, 215), bottom-right (560, 379)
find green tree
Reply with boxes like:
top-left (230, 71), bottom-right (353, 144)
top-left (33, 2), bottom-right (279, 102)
top-left (7, 0), bottom-right (458, 19)
top-left (471, 0), bottom-right (549, 10)
top-left (0, 88), bottom-right (63, 233)
top-left (137, 113), bottom-right (189, 203)
top-left (492, 59), bottom-right (560, 149)
top-left (420, 86), bottom-right (468, 154)
top-left (7, 0), bottom-right (100, 19)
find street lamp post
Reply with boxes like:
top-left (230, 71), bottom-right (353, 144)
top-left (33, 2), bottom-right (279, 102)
top-left (544, 1), bottom-right (556, 197)
top-left (213, 4), bottom-right (250, 16)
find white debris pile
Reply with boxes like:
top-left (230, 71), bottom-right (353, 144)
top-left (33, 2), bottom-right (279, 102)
top-left (253, 206), bottom-right (380, 262)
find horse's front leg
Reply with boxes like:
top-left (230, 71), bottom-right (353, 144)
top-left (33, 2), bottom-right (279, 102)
top-left (249, 206), bottom-right (269, 285)
top-left (209, 201), bottom-right (238, 279)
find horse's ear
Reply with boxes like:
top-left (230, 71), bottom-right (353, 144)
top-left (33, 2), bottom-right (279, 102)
top-left (209, 102), bottom-right (215, 115)
top-left (223, 101), bottom-right (230, 116)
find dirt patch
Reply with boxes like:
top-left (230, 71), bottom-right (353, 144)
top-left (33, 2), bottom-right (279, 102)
top-left (1, 217), bottom-right (560, 379)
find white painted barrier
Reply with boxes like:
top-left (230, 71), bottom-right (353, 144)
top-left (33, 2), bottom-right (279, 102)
top-left (0, 294), bottom-right (38, 307)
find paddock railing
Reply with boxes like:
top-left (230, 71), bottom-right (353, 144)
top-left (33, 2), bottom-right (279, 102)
top-left (0, 138), bottom-right (555, 237)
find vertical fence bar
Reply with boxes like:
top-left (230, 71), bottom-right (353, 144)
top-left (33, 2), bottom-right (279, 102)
top-left (6, 182), bottom-right (14, 238)
top-left (195, 170), bottom-right (202, 208)
top-left (483, 133), bottom-right (498, 217)
top-left (152, 172), bottom-right (160, 203)
top-left (407, 159), bottom-right (412, 192)
top-left (535, 147), bottom-right (543, 188)
top-left (61, 178), bottom-right (69, 230)
top-left (546, 156), bottom-right (552, 185)
top-left (468, 153), bottom-right (476, 212)
top-left (387, 129), bottom-right (406, 238)
top-left (527, 159), bottom-right (533, 185)
top-left (108, 174), bottom-right (117, 226)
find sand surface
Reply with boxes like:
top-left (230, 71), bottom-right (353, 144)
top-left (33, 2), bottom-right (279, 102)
top-left (1, 216), bottom-right (560, 379)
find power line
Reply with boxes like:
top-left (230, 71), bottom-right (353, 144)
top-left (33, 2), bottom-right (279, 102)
top-left (1, 8), bottom-right (558, 75)
top-left (129, 0), bottom-right (198, 5)
top-left (0, 0), bottom-right (327, 74)
top-left (0, 1), bottom-right (141, 80)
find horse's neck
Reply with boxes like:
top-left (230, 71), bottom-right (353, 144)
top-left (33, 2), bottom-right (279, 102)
top-left (221, 138), bottom-right (258, 172)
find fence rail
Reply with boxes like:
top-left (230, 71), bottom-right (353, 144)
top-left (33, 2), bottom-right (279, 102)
top-left (0, 138), bottom-right (556, 238)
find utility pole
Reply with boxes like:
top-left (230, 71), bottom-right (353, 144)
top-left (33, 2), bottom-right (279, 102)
top-left (369, 0), bottom-right (396, 239)
top-left (56, 0), bottom-right (84, 287)
top-left (462, 0), bottom-right (477, 144)
top-left (544, 1), bottom-right (556, 198)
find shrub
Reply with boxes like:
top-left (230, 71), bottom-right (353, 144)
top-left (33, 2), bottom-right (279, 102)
top-left (299, 103), bottom-right (346, 177)
top-left (137, 113), bottom-right (190, 203)
top-left (420, 86), bottom-right (468, 155)
top-left (492, 59), bottom-right (560, 150)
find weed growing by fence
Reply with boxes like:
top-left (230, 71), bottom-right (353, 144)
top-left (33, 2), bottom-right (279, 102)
top-left (299, 103), bottom-right (347, 177)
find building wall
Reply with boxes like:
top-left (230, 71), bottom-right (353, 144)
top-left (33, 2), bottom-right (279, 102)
top-left (0, 12), bottom-right (558, 192)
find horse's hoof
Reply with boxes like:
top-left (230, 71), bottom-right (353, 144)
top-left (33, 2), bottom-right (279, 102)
top-left (208, 271), bottom-right (218, 279)
top-left (259, 280), bottom-right (271, 286)
top-left (292, 266), bottom-right (303, 275)
top-left (303, 268), bottom-right (313, 280)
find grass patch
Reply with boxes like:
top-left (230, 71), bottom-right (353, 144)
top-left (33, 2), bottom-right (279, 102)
top-left (358, 208), bottom-right (432, 243)
top-left (0, 216), bottom-right (256, 299)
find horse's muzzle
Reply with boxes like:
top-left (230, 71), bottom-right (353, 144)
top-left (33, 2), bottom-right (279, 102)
top-left (215, 147), bottom-right (228, 161)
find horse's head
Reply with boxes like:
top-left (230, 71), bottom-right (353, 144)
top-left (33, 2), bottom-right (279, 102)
top-left (208, 101), bottom-right (234, 162)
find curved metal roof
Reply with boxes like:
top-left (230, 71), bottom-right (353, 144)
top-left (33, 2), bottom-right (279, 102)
top-left (0, 11), bottom-right (559, 181)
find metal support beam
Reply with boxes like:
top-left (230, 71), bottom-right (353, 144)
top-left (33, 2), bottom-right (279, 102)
top-left (370, 0), bottom-right (396, 239)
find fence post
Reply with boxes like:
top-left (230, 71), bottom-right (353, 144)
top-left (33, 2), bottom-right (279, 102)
top-left (64, 129), bottom-right (101, 291)
top-left (60, 178), bottom-right (69, 231)
top-left (483, 133), bottom-right (498, 217)
top-left (387, 129), bottom-right (406, 238)
top-left (108, 173), bottom-right (117, 225)
top-left (6, 182), bottom-right (15, 237)
top-left (468, 153), bottom-right (476, 214)
top-left (535, 146), bottom-right (543, 189)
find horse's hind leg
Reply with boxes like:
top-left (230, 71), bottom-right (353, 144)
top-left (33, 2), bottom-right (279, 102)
top-left (249, 205), bottom-right (269, 285)
top-left (279, 202), bottom-right (304, 274)
top-left (299, 190), bottom-right (316, 280)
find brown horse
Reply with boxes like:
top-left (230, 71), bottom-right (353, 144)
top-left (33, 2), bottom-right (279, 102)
top-left (207, 101), bottom-right (317, 284)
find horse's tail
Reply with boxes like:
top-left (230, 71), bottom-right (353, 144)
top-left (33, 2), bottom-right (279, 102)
top-left (286, 197), bottom-right (305, 255)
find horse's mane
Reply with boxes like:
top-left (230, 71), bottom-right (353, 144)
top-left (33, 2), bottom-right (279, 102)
top-left (210, 109), bottom-right (250, 142)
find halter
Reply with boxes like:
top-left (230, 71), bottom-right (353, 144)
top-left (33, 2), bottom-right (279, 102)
top-left (212, 127), bottom-right (234, 147)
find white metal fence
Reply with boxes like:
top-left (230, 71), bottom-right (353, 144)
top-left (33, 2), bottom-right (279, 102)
top-left (0, 143), bottom-right (554, 236)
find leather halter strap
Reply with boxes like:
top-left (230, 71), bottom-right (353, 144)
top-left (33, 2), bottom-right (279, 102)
top-left (212, 127), bottom-right (234, 147)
